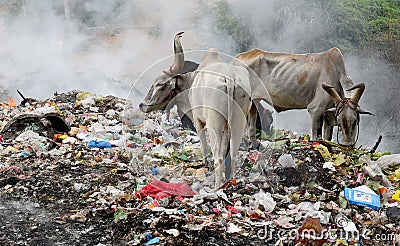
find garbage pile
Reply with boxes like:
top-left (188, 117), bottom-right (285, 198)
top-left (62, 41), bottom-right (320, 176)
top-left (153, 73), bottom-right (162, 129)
top-left (1, 90), bottom-right (399, 245)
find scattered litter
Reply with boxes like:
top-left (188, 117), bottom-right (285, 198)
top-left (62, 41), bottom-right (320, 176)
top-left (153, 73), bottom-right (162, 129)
top-left (386, 207), bottom-right (400, 222)
top-left (344, 185), bottom-right (381, 210)
top-left (360, 155), bottom-right (391, 187)
top-left (249, 190), bottom-right (276, 213)
top-left (392, 190), bottom-right (400, 202)
top-left (88, 140), bottom-right (112, 149)
top-left (277, 154), bottom-right (297, 168)
top-left (0, 90), bottom-right (398, 245)
top-left (227, 223), bottom-right (242, 233)
top-left (323, 161), bottom-right (336, 171)
top-left (165, 229), bottom-right (180, 237)
top-left (376, 154), bottom-right (400, 169)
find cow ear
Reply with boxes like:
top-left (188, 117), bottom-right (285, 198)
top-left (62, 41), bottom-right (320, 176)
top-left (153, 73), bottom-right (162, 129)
top-left (174, 73), bottom-right (191, 90)
top-left (358, 108), bottom-right (374, 115)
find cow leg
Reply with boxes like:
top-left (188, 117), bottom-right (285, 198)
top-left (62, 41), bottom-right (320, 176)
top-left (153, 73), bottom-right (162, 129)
top-left (228, 128), bottom-right (243, 181)
top-left (323, 123), bottom-right (334, 141)
top-left (228, 105), bottom-right (248, 180)
top-left (206, 115), bottom-right (227, 190)
top-left (260, 109), bottom-right (273, 134)
top-left (178, 108), bottom-right (196, 131)
top-left (308, 108), bottom-right (324, 141)
top-left (194, 119), bottom-right (208, 164)
top-left (323, 111), bottom-right (336, 140)
top-left (181, 114), bottom-right (196, 131)
top-left (247, 102), bottom-right (258, 149)
top-left (209, 129), bottom-right (224, 190)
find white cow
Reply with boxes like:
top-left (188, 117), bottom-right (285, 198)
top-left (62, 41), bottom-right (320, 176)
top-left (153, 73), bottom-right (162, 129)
top-left (190, 62), bottom-right (252, 188)
top-left (140, 33), bottom-right (270, 188)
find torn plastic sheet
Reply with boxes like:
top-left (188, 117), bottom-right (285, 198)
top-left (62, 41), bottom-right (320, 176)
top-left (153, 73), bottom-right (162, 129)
top-left (137, 179), bottom-right (195, 200)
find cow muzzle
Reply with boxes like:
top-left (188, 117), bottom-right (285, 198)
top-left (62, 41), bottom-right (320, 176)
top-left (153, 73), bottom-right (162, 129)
top-left (139, 102), bottom-right (151, 113)
top-left (139, 99), bottom-right (170, 113)
top-left (341, 139), bottom-right (356, 147)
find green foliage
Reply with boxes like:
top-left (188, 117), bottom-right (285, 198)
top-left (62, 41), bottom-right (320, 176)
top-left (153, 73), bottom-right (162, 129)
top-left (0, 0), bottom-right (24, 16)
top-left (326, 0), bottom-right (399, 64)
top-left (210, 0), bottom-right (399, 66)
top-left (213, 0), bottom-right (254, 53)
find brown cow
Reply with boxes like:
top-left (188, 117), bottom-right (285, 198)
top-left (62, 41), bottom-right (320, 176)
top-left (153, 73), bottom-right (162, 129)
top-left (235, 48), bottom-right (372, 146)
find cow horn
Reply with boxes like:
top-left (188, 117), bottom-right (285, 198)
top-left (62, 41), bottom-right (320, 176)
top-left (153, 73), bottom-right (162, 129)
top-left (347, 82), bottom-right (365, 104)
top-left (358, 108), bottom-right (374, 115)
top-left (170, 32), bottom-right (185, 75)
top-left (322, 83), bottom-right (342, 104)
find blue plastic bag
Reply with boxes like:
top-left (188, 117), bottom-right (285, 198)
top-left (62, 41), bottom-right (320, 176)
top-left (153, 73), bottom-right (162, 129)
top-left (88, 140), bottom-right (112, 149)
top-left (145, 238), bottom-right (160, 245)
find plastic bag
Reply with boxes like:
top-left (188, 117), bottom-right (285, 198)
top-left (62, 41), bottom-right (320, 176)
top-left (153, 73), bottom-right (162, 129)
top-left (137, 179), bottom-right (195, 200)
top-left (88, 140), bottom-right (112, 149)
top-left (249, 190), bottom-right (276, 213)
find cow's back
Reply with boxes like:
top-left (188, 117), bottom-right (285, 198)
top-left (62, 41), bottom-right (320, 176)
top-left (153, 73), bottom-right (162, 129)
top-left (190, 63), bottom-right (251, 123)
top-left (235, 48), bottom-right (348, 111)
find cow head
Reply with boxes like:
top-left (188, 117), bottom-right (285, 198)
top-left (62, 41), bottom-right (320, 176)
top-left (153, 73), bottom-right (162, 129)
top-left (322, 83), bottom-right (372, 146)
top-left (139, 32), bottom-right (186, 113)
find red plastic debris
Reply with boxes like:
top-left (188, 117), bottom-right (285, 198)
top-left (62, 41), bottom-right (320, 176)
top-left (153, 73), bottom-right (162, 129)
top-left (213, 208), bottom-right (221, 214)
top-left (226, 205), bottom-right (239, 214)
top-left (137, 179), bottom-right (195, 200)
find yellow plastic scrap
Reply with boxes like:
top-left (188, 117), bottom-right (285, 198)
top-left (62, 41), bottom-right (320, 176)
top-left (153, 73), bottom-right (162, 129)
top-left (6, 146), bottom-right (20, 153)
top-left (335, 239), bottom-right (349, 246)
top-left (76, 91), bottom-right (93, 101)
top-left (314, 144), bottom-right (331, 162)
top-left (392, 190), bottom-right (400, 202)
top-left (4, 184), bottom-right (13, 191)
top-left (333, 153), bottom-right (346, 166)
top-left (78, 125), bottom-right (87, 130)
top-left (58, 135), bottom-right (68, 140)
top-left (94, 96), bottom-right (105, 103)
top-left (392, 167), bottom-right (400, 181)
top-left (75, 151), bottom-right (82, 159)
top-left (54, 105), bottom-right (62, 115)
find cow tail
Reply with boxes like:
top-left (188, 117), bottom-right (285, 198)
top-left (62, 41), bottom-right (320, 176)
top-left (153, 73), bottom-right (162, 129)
top-left (224, 74), bottom-right (235, 177)
top-left (227, 74), bottom-right (235, 137)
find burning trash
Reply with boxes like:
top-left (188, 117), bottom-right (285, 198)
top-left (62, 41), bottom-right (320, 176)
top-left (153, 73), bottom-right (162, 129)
top-left (0, 89), bottom-right (398, 246)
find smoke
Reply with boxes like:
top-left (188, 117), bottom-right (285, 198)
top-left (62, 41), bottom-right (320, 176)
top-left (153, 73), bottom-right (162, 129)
top-left (0, 0), bottom-right (398, 151)
top-left (346, 55), bottom-right (400, 152)
top-left (229, 0), bottom-right (400, 152)
top-left (0, 0), bottom-right (235, 103)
